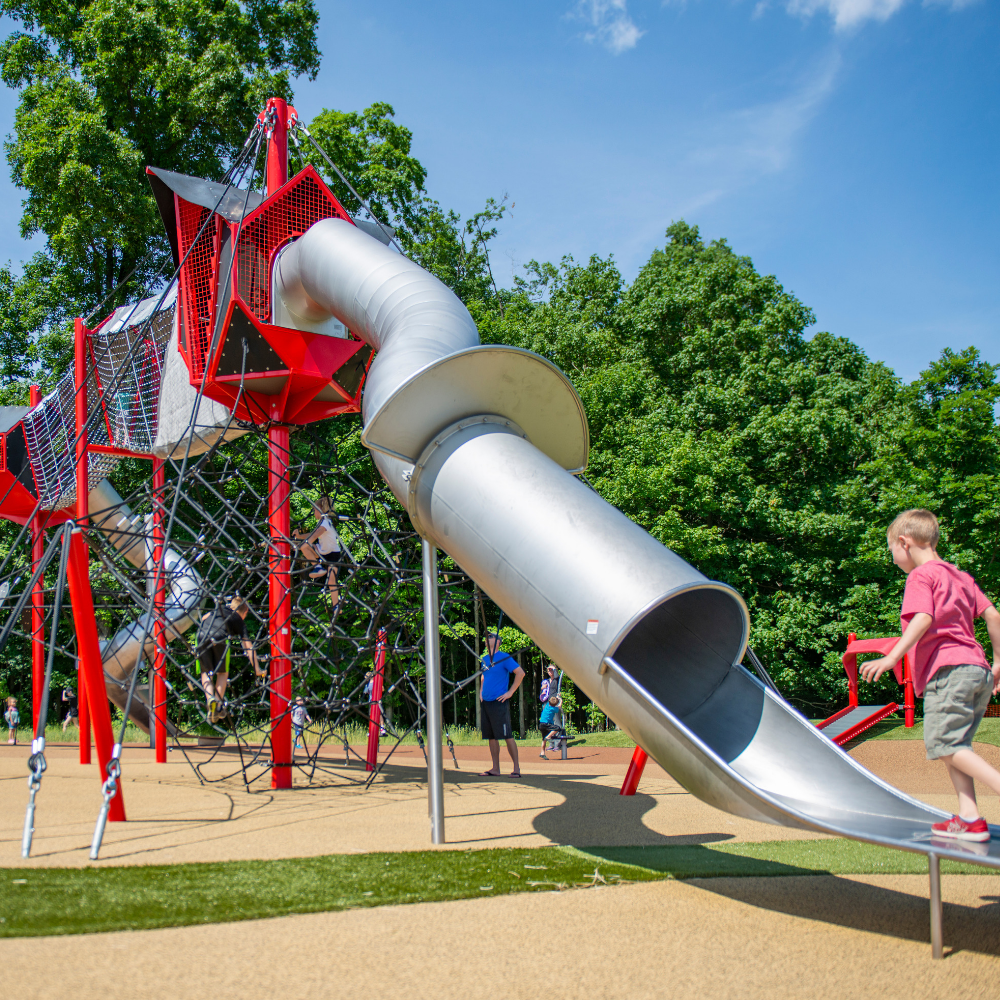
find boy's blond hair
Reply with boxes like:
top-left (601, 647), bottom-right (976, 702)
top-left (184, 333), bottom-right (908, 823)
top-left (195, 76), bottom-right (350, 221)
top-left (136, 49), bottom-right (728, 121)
top-left (229, 596), bottom-right (249, 615)
top-left (887, 509), bottom-right (939, 547)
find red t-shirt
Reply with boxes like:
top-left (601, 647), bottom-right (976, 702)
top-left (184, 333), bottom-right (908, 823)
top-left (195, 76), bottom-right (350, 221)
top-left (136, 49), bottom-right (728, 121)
top-left (900, 559), bottom-right (991, 695)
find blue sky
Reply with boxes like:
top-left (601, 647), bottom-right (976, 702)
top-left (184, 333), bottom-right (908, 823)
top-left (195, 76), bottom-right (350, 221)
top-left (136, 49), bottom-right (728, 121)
top-left (1, 0), bottom-right (997, 381)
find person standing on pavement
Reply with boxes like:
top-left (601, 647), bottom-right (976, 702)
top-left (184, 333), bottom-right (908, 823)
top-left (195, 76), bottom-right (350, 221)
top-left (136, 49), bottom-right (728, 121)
top-left (478, 631), bottom-right (525, 777)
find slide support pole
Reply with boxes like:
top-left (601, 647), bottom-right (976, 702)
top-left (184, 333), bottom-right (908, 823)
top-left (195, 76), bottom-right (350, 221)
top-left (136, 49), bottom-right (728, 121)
top-left (929, 852), bottom-right (943, 959)
top-left (152, 459), bottom-right (167, 763)
top-left (423, 539), bottom-right (444, 844)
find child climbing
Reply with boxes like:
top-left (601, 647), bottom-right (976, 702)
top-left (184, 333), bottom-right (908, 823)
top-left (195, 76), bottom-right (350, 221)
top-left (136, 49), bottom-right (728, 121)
top-left (861, 509), bottom-right (1000, 842)
top-left (196, 596), bottom-right (263, 723)
top-left (5, 696), bottom-right (18, 744)
top-left (539, 694), bottom-right (562, 759)
top-left (294, 497), bottom-right (346, 617)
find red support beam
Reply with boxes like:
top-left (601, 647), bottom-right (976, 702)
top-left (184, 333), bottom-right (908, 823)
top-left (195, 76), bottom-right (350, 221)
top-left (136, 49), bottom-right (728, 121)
top-left (74, 317), bottom-right (91, 764)
top-left (29, 384), bottom-right (45, 735)
top-left (366, 629), bottom-right (387, 771)
top-left (65, 530), bottom-right (125, 821)
top-left (152, 459), bottom-right (167, 763)
top-left (619, 745), bottom-right (649, 796)
top-left (268, 418), bottom-right (293, 788)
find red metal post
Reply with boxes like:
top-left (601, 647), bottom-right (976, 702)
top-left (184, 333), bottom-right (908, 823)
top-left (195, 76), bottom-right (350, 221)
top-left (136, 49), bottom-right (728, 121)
top-left (65, 530), bottom-right (125, 821)
top-left (74, 318), bottom-right (92, 763)
top-left (620, 746), bottom-right (649, 796)
top-left (366, 629), bottom-right (387, 771)
top-left (152, 459), bottom-right (167, 762)
top-left (29, 384), bottom-right (45, 734)
top-left (265, 97), bottom-right (288, 197)
top-left (265, 97), bottom-right (293, 789)
top-left (844, 632), bottom-right (859, 709)
top-left (268, 418), bottom-right (293, 788)
top-left (902, 651), bottom-right (915, 728)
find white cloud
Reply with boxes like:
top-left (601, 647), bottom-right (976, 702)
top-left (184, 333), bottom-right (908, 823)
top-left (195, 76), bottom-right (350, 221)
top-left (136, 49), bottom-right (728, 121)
top-left (678, 52), bottom-right (841, 205)
top-left (786, 0), bottom-right (980, 30)
top-left (575, 1), bottom-right (645, 54)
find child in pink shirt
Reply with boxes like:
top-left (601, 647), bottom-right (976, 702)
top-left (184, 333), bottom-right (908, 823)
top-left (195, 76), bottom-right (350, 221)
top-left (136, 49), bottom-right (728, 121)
top-left (861, 509), bottom-right (1000, 842)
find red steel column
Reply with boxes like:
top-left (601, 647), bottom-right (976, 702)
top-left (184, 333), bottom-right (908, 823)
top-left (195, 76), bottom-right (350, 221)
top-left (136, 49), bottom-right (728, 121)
top-left (152, 459), bottom-right (167, 762)
top-left (265, 97), bottom-right (293, 789)
top-left (366, 629), bottom-right (387, 771)
top-left (74, 318), bottom-right (92, 764)
top-left (29, 384), bottom-right (45, 735)
top-left (268, 418), bottom-right (292, 788)
top-left (65, 530), bottom-right (125, 821)
top-left (619, 746), bottom-right (648, 796)
top-left (265, 97), bottom-right (288, 197)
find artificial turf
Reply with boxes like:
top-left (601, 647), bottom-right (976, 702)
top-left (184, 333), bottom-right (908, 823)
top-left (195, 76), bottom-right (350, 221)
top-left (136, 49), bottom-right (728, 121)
top-left (2, 840), bottom-right (997, 939)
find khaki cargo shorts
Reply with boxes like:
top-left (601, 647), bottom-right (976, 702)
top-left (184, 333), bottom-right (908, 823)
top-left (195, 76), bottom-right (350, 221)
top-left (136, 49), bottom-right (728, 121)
top-left (923, 663), bottom-right (993, 760)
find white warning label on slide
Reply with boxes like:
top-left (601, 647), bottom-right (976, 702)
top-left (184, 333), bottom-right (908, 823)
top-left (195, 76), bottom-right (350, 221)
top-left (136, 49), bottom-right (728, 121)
top-left (586, 619), bottom-right (599, 635)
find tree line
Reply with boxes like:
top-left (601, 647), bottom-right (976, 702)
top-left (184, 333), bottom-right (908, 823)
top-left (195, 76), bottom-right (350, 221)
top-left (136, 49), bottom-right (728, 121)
top-left (0, 1), bottom-right (995, 718)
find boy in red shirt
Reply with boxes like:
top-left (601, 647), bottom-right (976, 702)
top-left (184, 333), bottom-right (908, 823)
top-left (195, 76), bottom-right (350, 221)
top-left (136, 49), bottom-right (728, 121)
top-left (861, 509), bottom-right (1000, 842)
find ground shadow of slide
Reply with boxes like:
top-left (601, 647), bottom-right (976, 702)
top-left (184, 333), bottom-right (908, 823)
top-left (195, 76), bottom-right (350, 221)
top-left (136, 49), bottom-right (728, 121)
top-left (522, 772), bottom-right (734, 848)
top-left (689, 874), bottom-right (1000, 958)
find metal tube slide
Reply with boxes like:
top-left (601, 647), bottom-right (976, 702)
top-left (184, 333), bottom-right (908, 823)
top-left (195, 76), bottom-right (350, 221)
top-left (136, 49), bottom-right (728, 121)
top-left (88, 480), bottom-right (203, 733)
top-left (277, 219), bottom-right (1000, 870)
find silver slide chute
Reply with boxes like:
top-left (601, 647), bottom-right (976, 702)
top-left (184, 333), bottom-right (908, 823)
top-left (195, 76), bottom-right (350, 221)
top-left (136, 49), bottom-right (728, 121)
top-left (276, 217), bottom-right (1000, 869)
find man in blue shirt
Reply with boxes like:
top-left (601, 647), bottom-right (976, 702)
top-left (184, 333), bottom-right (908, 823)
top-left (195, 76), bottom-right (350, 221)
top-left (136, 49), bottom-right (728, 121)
top-left (479, 630), bottom-right (525, 777)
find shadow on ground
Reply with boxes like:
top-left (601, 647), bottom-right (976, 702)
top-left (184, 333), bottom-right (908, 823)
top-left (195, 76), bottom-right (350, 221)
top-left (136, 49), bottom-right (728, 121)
top-left (690, 874), bottom-right (1000, 958)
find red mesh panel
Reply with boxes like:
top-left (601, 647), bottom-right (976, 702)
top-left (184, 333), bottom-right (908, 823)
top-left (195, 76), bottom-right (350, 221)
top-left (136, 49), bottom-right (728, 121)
top-left (235, 168), bottom-right (349, 323)
top-left (177, 200), bottom-right (221, 381)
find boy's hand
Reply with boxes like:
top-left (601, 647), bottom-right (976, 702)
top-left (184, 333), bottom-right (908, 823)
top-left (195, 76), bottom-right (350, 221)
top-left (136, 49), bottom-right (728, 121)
top-left (992, 661), bottom-right (1000, 696)
top-left (859, 656), bottom-right (895, 683)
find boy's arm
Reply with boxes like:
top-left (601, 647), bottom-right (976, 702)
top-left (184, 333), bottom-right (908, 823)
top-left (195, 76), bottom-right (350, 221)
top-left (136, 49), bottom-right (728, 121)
top-left (242, 638), bottom-right (263, 675)
top-left (984, 605), bottom-right (1000, 694)
top-left (859, 613), bottom-right (933, 683)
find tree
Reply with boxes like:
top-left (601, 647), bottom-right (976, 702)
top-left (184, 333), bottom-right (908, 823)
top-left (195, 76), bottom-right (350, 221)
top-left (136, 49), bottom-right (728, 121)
top-left (0, 0), bottom-right (321, 387)
top-left (484, 221), bottom-right (999, 711)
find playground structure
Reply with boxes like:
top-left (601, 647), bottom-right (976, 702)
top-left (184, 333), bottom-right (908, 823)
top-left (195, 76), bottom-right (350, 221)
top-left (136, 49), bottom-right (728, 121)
top-left (3, 97), bottom-right (997, 956)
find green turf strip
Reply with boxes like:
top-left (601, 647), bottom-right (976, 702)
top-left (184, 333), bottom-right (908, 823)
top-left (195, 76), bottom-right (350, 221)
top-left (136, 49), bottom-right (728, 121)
top-left (2, 841), bottom-right (997, 939)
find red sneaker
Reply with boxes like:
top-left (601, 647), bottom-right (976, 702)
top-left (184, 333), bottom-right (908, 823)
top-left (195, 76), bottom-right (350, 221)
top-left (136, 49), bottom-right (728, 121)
top-left (931, 815), bottom-right (990, 842)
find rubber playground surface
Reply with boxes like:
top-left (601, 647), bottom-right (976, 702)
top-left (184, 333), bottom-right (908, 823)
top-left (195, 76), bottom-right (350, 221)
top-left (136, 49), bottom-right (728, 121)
top-left (2, 738), bottom-right (1000, 997)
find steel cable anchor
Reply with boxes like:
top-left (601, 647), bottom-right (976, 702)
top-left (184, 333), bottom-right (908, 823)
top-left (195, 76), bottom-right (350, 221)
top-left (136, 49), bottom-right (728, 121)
top-left (89, 747), bottom-right (122, 860)
top-left (21, 738), bottom-right (47, 858)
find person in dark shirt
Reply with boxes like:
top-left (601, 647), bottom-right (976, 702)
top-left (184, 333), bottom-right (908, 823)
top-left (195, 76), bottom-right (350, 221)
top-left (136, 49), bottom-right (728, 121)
top-left (196, 597), bottom-right (262, 722)
top-left (478, 631), bottom-right (525, 777)
top-left (61, 686), bottom-right (79, 732)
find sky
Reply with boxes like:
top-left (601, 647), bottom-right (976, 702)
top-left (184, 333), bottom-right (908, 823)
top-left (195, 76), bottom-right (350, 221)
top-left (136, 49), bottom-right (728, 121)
top-left (1, 0), bottom-right (997, 382)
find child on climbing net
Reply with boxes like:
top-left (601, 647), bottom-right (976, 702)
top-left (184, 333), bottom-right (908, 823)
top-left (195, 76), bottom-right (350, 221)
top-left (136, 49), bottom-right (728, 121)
top-left (5, 696), bottom-right (19, 745)
top-left (292, 696), bottom-right (312, 751)
top-left (539, 694), bottom-right (562, 759)
top-left (196, 596), bottom-right (263, 724)
top-left (860, 509), bottom-right (1000, 842)
top-left (294, 497), bottom-right (346, 616)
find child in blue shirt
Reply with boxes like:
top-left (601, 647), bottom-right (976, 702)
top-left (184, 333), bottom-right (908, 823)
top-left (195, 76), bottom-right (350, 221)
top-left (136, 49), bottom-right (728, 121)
top-left (539, 695), bottom-right (562, 759)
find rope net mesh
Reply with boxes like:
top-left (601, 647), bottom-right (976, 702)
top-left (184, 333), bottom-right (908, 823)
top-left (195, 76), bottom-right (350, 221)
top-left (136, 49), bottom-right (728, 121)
top-left (1, 289), bottom-right (498, 788)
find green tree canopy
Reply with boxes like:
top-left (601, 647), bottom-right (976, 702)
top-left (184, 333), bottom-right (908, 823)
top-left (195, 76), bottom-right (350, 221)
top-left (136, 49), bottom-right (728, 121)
top-left (0, 0), bottom-right (321, 392)
top-left (481, 221), bottom-right (1000, 710)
